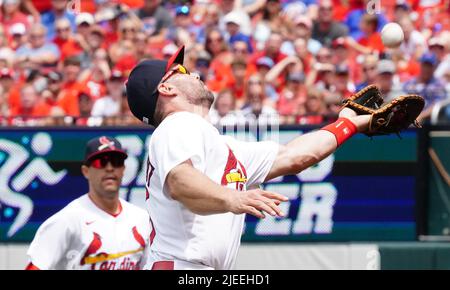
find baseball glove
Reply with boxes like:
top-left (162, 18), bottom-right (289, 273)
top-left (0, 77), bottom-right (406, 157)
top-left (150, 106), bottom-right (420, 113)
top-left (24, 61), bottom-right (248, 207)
top-left (342, 84), bottom-right (384, 113)
top-left (342, 85), bottom-right (425, 136)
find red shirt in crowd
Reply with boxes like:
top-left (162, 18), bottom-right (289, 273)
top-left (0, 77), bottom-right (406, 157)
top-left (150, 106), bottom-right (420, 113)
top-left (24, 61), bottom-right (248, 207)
top-left (53, 37), bottom-right (84, 60)
top-left (57, 81), bottom-right (87, 117)
top-left (358, 32), bottom-right (385, 53)
top-left (10, 101), bottom-right (52, 117)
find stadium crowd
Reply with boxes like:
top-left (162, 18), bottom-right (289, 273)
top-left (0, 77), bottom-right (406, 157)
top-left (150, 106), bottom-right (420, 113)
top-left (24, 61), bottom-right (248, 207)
top-left (0, 0), bottom-right (449, 127)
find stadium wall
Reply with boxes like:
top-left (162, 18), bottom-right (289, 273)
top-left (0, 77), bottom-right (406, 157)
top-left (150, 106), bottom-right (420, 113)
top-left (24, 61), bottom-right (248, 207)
top-left (1, 125), bottom-right (450, 270)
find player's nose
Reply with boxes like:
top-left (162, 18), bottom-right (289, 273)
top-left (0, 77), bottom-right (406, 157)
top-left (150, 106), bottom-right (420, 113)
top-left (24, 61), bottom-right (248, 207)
top-left (104, 162), bottom-right (114, 171)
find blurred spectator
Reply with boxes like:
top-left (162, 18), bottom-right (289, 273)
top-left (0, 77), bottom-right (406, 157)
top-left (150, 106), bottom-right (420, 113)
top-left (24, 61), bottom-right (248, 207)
top-left (224, 11), bottom-right (253, 53)
top-left (209, 89), bottom-right (244, 126)
top-left (296, 88), bottom-right (326, 125)
top-left (231, 40), bottom-right (251, 61)
top-left (137, 0), bottom-right (172, 42)
top-left (404, 53), bottom-right (447, 121)
top-left (251, 32), bottom-right (287, 66)
top-left (255, 57), bottom-right (274, 79)
top-left (229, 57), bottom-right (248, 103)
top-left (75, 12), bottom-right (94, 40)
top-left (168, 5), bottom-right (199, 45)
top-left (292, 38), bottom-right (313, 74)
top-left (345, 0), bottom-right (388, 40)
top-left (10, 83), bottom-right (51, 117)
top-left (109, 19), bottom-right (139, 64)
top-left (375, 59), bottom-right (404, 101)
top-left (355, 54), bottom-right (378, 91)
top-left (333, 64), bottom-right (354, 99)
top-left (331, 37), bottom-right (360, 82)
top-left (133, 31), bottom-right (153, 61)
top-left (0, 25), bottom-right (15, 63)
top-left (41, 0), bottom-right (77, 40)
top-left (0, 68), bottom-right (14, 116)
top-left (56, 56), bottom-right (85, 116)
top-left (277, 72), bottom-right (306, 123)
top-left (9, 23), bottom-right (27, 50)
top-left (0, 0), bottom-right (446, 127)
top-left (398, 16), bottom-right (427, 61)
top-left (80, 50), bottom-right (109, 101)
top-left (311, 0), bottom-right (348, 47)
top-left (304, 47), bottom-right (333, 86)
top-left (204, 28), bottom-right (234, 92)
top-left (41, 70), bottom-right (63, 108)
top-left (357, 13), bottom-right (384, 53)
top-left (252, 0), bottom-right (284, 49)
top-left (76, 91), bottom-right (96, 126)
top-left (428, 36), bottom-right (450, 81)
top-left (292, 15), bottom-right (321, 56)
top-left (0, 0), bottom-right (32, 36)
top-left (194, 50), bottom-right (211, 82)
top-left (15, 24), bottom-right (60, 68)
top-left (308, 61), bottom-right (335, 99)
top-left (91, 70), bottom-right (125, 117)
top-left (0, 67), bottom-right (14, 94)
top-left (393, 1), bottom-right (411, 23)
top-left (265, 54), bottom-right (302, 93)
top-left (53, 18), bottom-right (84, 60)
top-left (241, 80), bottom-right (278, 125)
top-left (195, 3), bottom-right (221, 44)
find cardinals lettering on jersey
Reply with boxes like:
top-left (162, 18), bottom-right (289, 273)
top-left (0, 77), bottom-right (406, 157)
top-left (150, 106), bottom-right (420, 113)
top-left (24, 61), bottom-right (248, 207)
top-left (80, 227), bottom-right (146, 270)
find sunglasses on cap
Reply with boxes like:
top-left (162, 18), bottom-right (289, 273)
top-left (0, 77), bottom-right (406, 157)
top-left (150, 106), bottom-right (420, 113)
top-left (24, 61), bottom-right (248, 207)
top-left (88, 154), bottom-right (125, 169)
top-left (160, 64), bottom-right (190, 83)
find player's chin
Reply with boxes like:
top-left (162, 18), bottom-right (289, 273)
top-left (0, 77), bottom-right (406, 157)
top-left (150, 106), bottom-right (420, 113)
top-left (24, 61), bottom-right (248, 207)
top-left (101, 180), bottom-right (120, 192)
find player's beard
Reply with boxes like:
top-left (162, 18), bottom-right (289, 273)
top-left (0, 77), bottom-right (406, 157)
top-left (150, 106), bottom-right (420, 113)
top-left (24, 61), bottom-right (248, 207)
top-left (186, 84), bottom-right (214, 109)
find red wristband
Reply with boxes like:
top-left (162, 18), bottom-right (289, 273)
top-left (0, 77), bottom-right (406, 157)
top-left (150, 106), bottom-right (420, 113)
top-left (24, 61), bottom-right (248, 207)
top-left (321, 117), bottom-right (357, 146)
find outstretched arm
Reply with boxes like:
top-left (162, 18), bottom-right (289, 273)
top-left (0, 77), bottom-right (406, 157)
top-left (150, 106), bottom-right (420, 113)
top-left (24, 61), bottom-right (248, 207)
top-left (167, 160), bottom-right (288, 219)
top-left (265, 108), bottom-right (371, 181)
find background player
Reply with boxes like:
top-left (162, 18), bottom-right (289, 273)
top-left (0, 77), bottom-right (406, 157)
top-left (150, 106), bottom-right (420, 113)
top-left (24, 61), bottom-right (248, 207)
top-left (126, 46), bottom-right (372, 270)
top-left (26, 136), bottom-right (150, 270)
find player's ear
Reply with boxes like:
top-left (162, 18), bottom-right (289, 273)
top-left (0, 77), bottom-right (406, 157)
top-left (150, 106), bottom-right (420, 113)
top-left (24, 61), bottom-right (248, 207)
top-left (81, 165), bottom-right (89, 179)
top-left (157, 82), bottom-right (177, 98)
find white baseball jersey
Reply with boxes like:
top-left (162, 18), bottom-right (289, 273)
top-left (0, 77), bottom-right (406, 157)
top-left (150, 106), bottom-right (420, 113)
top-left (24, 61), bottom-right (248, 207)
top-left (145, 112), bottom-right (278, 270)
top-left (27, 194), bottom-right (150, 270)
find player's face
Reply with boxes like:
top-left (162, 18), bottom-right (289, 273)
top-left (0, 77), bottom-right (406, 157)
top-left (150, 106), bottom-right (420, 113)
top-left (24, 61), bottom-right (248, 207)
top-left (167, 70), bottom-right (215, 110)
top-left (83, 154), bottom-right (125, 197)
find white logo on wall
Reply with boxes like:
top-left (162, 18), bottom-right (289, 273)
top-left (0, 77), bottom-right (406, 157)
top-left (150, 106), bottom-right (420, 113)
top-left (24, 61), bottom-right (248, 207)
top-left (256, 155), bottom-right (337, 236)
top-left (0, 133), bottom-right (67, 237)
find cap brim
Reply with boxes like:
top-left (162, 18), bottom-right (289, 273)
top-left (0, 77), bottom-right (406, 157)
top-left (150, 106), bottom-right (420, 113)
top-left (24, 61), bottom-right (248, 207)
top-left (166, 45), bottom-right (185, 71)
top-left (85, 149), bottom-right (128, 163)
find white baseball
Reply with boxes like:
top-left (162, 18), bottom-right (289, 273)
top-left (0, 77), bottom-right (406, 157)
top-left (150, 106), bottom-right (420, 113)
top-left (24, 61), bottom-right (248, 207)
top-left (381, 22), bottom-right (404, 48)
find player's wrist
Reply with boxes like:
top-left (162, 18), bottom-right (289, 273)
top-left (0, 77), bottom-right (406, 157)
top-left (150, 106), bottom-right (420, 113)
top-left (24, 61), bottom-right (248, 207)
top-left (222, 189), bottom-right (238, 214)
top-left (348, 115), bottom-right (371, 133)
top-left (320, 117), bottom-right (358, 146)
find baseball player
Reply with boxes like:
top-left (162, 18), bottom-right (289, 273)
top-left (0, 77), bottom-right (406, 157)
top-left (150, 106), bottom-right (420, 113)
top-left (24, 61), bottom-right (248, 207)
top-left (26, 136), bottom-right (150, 270)
top-left (126, 46), bottom-right (373, 270)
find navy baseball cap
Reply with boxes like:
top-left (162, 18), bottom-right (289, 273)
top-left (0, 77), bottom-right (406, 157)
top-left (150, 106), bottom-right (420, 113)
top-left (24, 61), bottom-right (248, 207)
top-left (84, 136), bottom-right (128, 164)
top-left (126, 46), bottom-right (185, 126)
